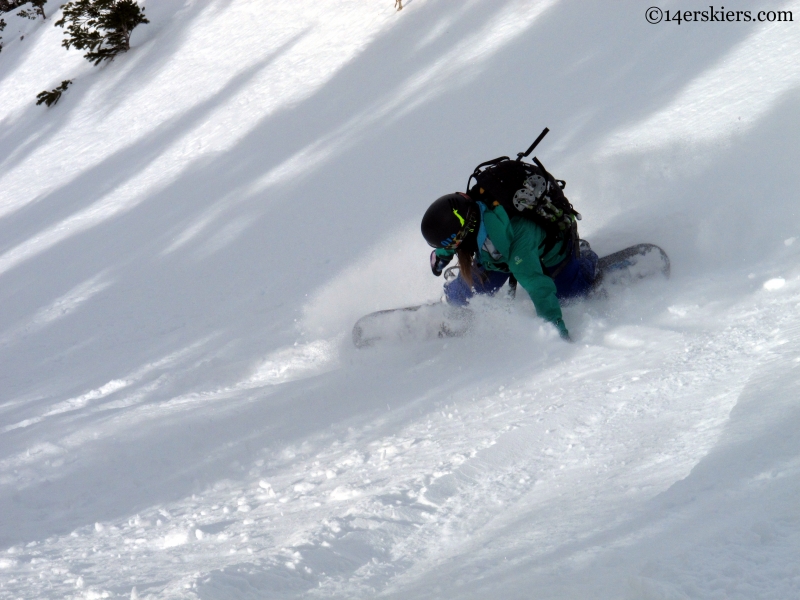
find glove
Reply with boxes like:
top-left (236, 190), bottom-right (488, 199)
top-left (430, 251), bottom-right (452, 277)
top-left (554, 318), bottom-right (572, 342)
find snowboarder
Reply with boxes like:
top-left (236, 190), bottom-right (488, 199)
top-left (421, 192), bottom-right (599, 341)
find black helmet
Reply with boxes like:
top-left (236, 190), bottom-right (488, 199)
top-left (421, 193), bottom-right (478, 249)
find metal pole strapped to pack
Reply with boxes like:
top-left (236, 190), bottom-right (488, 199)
top-left (517, 127), bottom-right (549, 161)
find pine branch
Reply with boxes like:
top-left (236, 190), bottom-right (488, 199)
top-left (36, 79), bottom-right (72, 107)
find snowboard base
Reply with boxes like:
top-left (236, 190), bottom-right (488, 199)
top-left (352, 303), bottom-right (472, 348)
top-left (594, 243), bottom-right (670, 289)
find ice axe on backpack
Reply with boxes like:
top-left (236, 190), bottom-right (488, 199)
top-left (517, 126), bottom-right (550, 161)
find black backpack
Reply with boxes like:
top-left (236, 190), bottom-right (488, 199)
top-left (466, 128), bottom-right (581, 257)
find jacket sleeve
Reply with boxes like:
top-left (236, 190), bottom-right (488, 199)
top-left (505, 219), bottom-right (564, 327)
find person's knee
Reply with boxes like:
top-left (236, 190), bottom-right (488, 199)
top-left (554, 257), bottom-right (596, 299)
top-left (474, 271), bottom-right (509, 296)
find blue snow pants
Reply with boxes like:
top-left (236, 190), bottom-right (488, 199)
top-left (444, 246), bottom-right (599, 307)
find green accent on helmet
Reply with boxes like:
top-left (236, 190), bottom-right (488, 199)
top-left (421, 193), bottom-right (478, 249)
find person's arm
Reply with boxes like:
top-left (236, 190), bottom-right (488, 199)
top-left (430, 248), bottom-right (455, 276)
top-left (505, 222), bottom-right (570, 339)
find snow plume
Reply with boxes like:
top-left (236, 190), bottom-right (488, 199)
top-left (301, 222), bottom-right (441, 338)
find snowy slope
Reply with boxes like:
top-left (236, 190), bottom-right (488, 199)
top-left (1, 0), bottom-right (799, 598)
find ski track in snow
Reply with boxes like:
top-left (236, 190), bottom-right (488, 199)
top-left (1, 0), bottom-right (800, 598)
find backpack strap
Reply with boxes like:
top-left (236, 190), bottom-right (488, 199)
top-left (474, 201), bottom-right (489, 261)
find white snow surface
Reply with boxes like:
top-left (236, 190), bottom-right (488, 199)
top-left (1, 0), bottom-right (800, 598)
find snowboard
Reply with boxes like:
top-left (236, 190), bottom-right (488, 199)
top-left (352, 302), bottom-right (473, 348)
top-left (352, 243), bottom-right (669, 348)
top-left (594, 243), bottom-right (670, 288)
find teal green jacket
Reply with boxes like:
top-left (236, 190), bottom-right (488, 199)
top-left (436, 202), bottom-right (568, 330)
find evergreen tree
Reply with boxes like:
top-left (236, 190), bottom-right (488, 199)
top-left (1, 2), bottom-right (47, 53)
top-left (17, 0), bottom-right (47, 20)
top-left (55, 0), bottom-right (148, 65)
top-left (0, 1), bottom-right (26, 12)
top-left (36, 79), bottom-right (72, 107)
